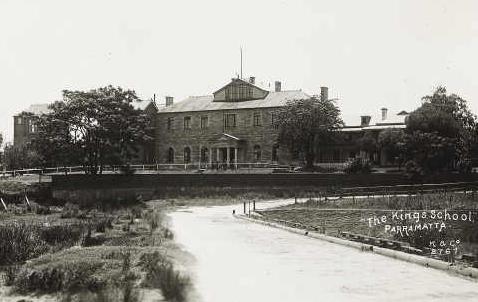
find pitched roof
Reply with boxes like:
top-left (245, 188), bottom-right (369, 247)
top-left (22, 104), bottom-right (52, 115)
top-left (342, 110), bottom-right (409, 127)
top-left (213, 77), bottom-right (269, 95)
top-left (132, 100), bottom-right (157, 111)
top-left (158, 90), bottom-right (310, 113)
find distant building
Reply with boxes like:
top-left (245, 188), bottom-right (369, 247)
top-left (132, 100), bottom-right (158, 164)
top-left (318, 108), bottom-right (409, 166)
top-left (156, 77), bottom-right (310, 166)
top-left (13, 100), bottom-right (158, 163)
top-left (13, 104), bottom-right (51, 146)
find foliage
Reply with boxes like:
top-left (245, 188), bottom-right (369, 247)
top-left (14, 260), bottom-right (105, 293)
top-left (2, 143), bottom-right (42, 170)
top-left (32, 86), bottom-right (152, 174)
top-left (275, 97), bottom-right (343, 169)
top-left (0, 223), bottom-right (48, 266)
top-left (140, 251), bottom-right (190, 302)
top-left (0, 222), bottom-right (98, 266)
top-left (344, 158), bottom-right (371, 174)
top-left (378, 128), bottom-right (405, 167)
top-left (403, 86), bottom-right (477, 174)
top-left (356, 132), bottom-right (377, 155)
top-left (0, 180), bottom-right (28, 193)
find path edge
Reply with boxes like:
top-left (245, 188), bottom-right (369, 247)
top-left (234, 214), bottom-right (478, 280)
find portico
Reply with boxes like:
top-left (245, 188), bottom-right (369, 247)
top-left (208, 133), bottom-right (243, 169)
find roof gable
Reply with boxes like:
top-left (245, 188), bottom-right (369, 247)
top-left (158, 90), bottom-right (310, 113)
top-left (213, 78), bottom-right (269, 102)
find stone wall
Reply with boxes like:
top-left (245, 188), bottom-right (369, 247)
top-left (50, 173), bottom-right (478, 203)
top-left (156, 107), bottom-right (289, 164)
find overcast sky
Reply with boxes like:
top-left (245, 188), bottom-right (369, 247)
top-left (1, 0), bottom-right (477, 145)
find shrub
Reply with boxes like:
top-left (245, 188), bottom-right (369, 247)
top-left (344, 158), bottom-right (371, 174)
top-left (140, 252), bottom-right (190, 302)
top-left (61, 202), bottom-right (80, 218)
top-left (95, 217), bottom-right (113, 233)
top-left (14, 261), bottom-right (105, 294)
top-left (61, 286), bottom-right (141, 302)
top-left (119, 164), bottom-right (136, 176)
top-left (0, 224), bottom-right (48, 266)
top-left (163, 228), bottom-right (174, 240)
top-left (149, 263), bottom-right (190, 302)
top-left (35, 205), bottom-right (52, 215)
top-left (3, 265), bottom-right (20, 286)
top-left (39, 224), bottom-right (86, 248)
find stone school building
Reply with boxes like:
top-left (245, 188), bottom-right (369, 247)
top-left (156, 77), bottom-right (312, 167)
top-left (156, 77), bottom-right (409, 168)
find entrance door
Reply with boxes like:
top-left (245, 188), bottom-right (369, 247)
top-left (220, 148), bottom-right (227, 163)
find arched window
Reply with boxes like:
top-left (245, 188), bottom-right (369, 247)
top-left (253, 145), bottom-right (261, 162)
top-left (200, 147), bottom-right (209, 163)
top-left (167, 147), bottom-right (175, 163)
top-left (184, 147), bottom-right (191, 164)
top-left (272, 144), bottom-right (279, 162)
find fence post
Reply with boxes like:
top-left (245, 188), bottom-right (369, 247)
top-left (243, 202), bottom-right (246, 214)
top-left (0, 198), bottom-right (7, 211)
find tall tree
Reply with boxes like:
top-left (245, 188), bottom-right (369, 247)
top-left (275, 97), bottom-right (343, 169)
top-left (404, 86), bottom-right (477, 174)
top-left (357, 132), bottom-right (378, 162)
top-left (378, 128), bottom-right (405, 168)
top-left (33, 86), bottom-right (152, 174)
top-left (3, 143), bottom-right (42, 170)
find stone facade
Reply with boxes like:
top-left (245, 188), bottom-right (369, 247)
top-left (155, 78), bottom-right (409, 168)
top-left (156, 107), bottom-right (285, 165)
top-left (13, 104), bottom-right (51, 146)
top-left (156, 78), bottom-right (308, 166)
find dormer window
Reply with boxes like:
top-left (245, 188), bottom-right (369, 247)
top-left (213, 78), bottom-right (268, 102)
top-left (225, 83), bottom-right (253, 101)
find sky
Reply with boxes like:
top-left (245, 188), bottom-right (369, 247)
top-left (1, 0), bottom-right (478, 145)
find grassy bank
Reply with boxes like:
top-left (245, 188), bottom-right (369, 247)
top-left (0, 199), bottom-right (191, 302)
top-left (258, 192), bottom-right (478, 264)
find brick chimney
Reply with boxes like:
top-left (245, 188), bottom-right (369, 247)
top-left (381, 107), bottom-right (388, 121)
top-left (320, 86), bottom-right (329, 102)
top-left (361, 115), bottom-right (371, 127)
top-left (275, 81), bottom-right (281, 92)
top-left (165, 96), bottom-right (174, 107)
top-left (249, 76), bottom-right (255, 85)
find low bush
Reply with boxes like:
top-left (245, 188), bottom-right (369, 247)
top-left (0, 224), bottom-right (48, 266)
top-left (3, 265), bottom-right (20, 286)
top-left (61, 286), bottom-right (141, 302)
top-left (95, 217), bottom-right (113, 233)
top-left (35, 205), bottom-right (52, 215)
top-left (140, 252), bottom-right (190, 302)
top-left (344, 158), bottom-right (371, 174)
top-left (39, 224), bottom-right (86, 248)
top-left (14, 261), bottom-right (105, 293)
top-left (0, 222), bottom-right (90, 266)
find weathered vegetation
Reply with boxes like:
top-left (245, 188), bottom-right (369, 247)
top-left (0, 190), bottom-right (191, 302)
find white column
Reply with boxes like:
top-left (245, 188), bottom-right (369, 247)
top-left (198, 145), bottom-right (201, 169)
top-left (234, 147), bottom-right (238, 169)
top-left (209, 147), bottom-right (212, 167)
top-left (226, 147), bottom-right (230, 165)
top-left (216, 148), bottom-right (220, 162)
